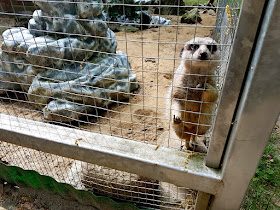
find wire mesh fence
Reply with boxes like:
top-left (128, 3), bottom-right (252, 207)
top-left (0, 141), bottom-right (197, 209)
top-left (0, 0), bottom-right (242, 151)
top-left (0, 0), bottom-right (243, 208)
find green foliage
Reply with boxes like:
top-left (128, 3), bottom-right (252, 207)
top-left (0, 164), bottom-right (138, 210)
top-left (242, 133), bottom-right (280, 210)
top-left (184, 0), bottom-right (208, 6)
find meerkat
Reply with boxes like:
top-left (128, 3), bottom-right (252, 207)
top-left (167, 37), bottom-right (219, 153)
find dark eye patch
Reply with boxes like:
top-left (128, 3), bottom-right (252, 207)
top-left (207, 44), bottom-right (217, 53)
top-left (188, 44), bottom-right (200, 51)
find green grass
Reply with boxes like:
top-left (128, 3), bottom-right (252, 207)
top-left (242, 132), bottom-right (280, 210)
top-left (184, 0), bottom-right (208, 6)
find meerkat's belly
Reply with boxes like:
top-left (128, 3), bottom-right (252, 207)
top-left (178, 86), bottom-right (218, 135)
top-left (179, 94), bottom-right (203, 130)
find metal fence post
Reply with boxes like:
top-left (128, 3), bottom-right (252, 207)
top-left (206, 0), bottom-right (266, 168)
top-left (210, 0), bottom-right (280, 208)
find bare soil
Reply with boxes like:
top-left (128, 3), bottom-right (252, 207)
top-left (0, 183), bottom-right (98, 210)
top-left (0, 13), bottom-right (216, 209)
top-left (0, 13), bottom-right (216, 145)
top-left (83, 14), bottom-right (216, 145)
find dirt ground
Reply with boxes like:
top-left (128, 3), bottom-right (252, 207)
top-left (0, 13), bottom-right (216, 209)
top-left (0, 13), bottom-right (216, 145)
top-left (0, 183), bottom-right (98, 210)
top-left (84, 14), bottom-right (216, 145)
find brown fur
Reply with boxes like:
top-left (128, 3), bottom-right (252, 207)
top-left (167, 37), bottom-right (219, 153)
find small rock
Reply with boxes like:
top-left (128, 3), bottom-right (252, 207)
top-left (150, 15), bottom-right (171, 28)
top-left (208, 9), bottom-right (216, 16)
top-left (145, 58), bottom-right (156, 63)
top-left (202, 9), bottom-right (208, 14)
top-left (181, 8), bottom-right (202, 24)
top-left (163, 74), bottom-right (172, 80)
top-left (157, 127), bottom-right (164, 131)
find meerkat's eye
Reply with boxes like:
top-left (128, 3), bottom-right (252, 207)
top-left (188, 44), bottom-right (200, 51)
top-left (207, 44), bottom-right (218, 53)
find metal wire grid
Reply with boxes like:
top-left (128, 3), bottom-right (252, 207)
top-left (214, 0), bottom-right (242, 83)
top-left (0, 141), bottom-right (196, 209)
top-left (0, 0), bottom-right (243, 208)
top-left (0, 0), bottom-right (243, 152)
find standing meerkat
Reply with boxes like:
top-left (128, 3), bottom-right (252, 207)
top-left (167, 37), bottom-right (219, 153)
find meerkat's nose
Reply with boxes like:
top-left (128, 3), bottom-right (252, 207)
top-left (200, 52), bottom-right (208, 59)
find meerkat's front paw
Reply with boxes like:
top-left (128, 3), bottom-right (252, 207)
top-left (196, 83), bottom-right (203, 88)
top-left (173, 113), bottom-right (182, 124)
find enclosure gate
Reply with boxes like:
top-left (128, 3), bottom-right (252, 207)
top-left (0, 0), bottom-right (279, 209)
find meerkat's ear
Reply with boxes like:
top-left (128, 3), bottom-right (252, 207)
top-left (180, 47), bottom-right (184, 58)
top-left (180, 43), bottom-right (189, 57)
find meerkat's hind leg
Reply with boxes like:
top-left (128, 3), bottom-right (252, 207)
top-left (187, 135), bottom-right (208, 153)
top-left (183, 134), bottom-right (194, 151)
top-left (193, 138), bottom-right (208, 153)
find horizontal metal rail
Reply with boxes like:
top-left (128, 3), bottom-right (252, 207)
top-left (0, 113), bottom-right (222, 195)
